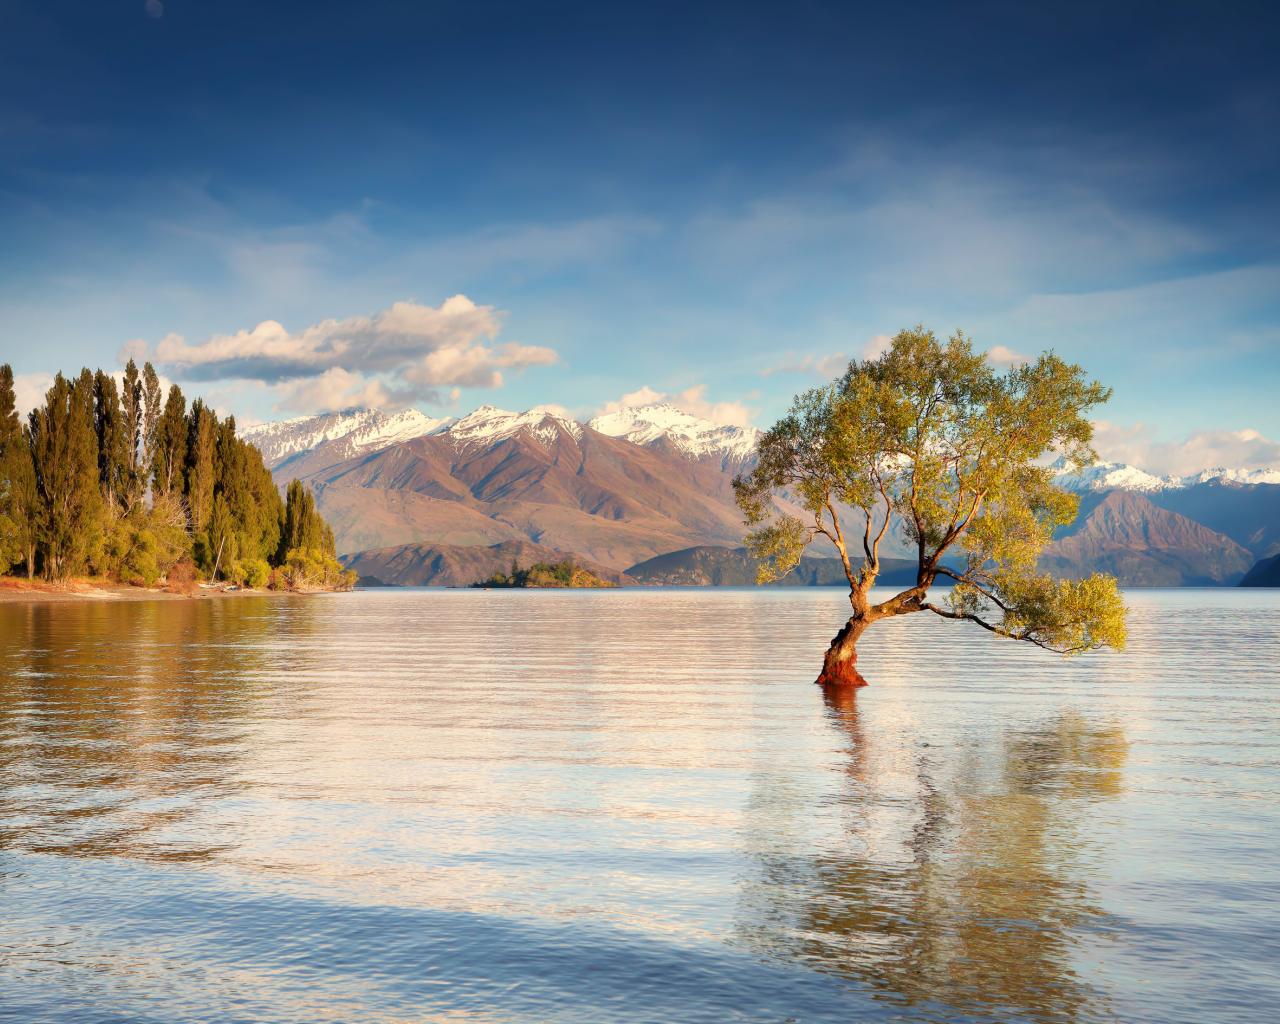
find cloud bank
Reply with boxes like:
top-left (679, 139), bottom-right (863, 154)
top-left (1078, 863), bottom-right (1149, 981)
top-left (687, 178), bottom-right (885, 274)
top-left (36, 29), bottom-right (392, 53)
top-left (598, 384), bottom-right (759, 428)
top-left (119, 295), bottom-right (558, 413)
top-left (1092, 421), bottom-right (1280, 478)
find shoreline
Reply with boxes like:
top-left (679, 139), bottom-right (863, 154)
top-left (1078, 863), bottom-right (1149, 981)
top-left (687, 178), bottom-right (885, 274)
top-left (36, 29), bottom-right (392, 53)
top-left (0, 579), bottom-right (313, 605)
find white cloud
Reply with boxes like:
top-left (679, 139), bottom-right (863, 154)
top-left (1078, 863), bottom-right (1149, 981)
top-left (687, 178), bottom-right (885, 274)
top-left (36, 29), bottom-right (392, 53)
top-left (597, 384), bottom-right (758, 428)
top-left (862, 334), bottom-right (893, 359)
top-left (760, 351), bottom-right (848, 378)
top-left (12, 372), bottom-right (54, 418)
top-left (1092, 420), bottom-right (1280, 477)
top-left (117, 338), bottom-right (150, 362)
top-left (597, 386), bottom-right (669, 414)
top-left (119, 295), bottom-right (558, 416)
top-left (761, 335), bottom-right (894, 378)
top-left (986, 344), bottom-right (1033, 367)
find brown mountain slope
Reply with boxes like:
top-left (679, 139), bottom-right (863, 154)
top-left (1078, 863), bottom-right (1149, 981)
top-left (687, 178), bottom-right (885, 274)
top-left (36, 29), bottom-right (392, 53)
top-left (341, 540), bottom-right (637, 587)
top-left (287, 413), bottom-right (750, 566)
top-left (1040, 491), bottom-right (1254, 586)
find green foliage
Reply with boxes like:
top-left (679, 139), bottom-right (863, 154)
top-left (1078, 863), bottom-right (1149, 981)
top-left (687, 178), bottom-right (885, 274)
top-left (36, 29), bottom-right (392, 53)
top-left (0, 362), bottom-right (340, 591)
top-left (474, 558), bottom-right (615, 588)
top-left (734, 326), bottom-right (1126, 656)
top-left (948, 571), bottom-right (1127, 655)
top-left (282, 547), bottom-right (356, 591)
top-left (27, 372), bottom-right (103, 579)
top-left (243, 558), bottom-right (271, 588)
top-left (0, 513), bottom-right (18, 575)
top-left (103, 518), bottom-right (160, 587)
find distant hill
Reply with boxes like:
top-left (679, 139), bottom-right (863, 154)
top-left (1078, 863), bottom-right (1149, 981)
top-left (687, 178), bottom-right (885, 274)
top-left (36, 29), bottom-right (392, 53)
top-left (1039, 491), bottom-right (1254, 586)
top-left (341, 540), bottom-right (637, 588)
top-left (1240, 553), bottom-right (1280, 587)
top-left (624, 545), bottom-right (921, 587)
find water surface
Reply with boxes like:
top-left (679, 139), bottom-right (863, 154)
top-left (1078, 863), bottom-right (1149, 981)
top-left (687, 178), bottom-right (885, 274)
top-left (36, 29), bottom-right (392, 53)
top-left (1, 588), bottom-right (1277, 1022)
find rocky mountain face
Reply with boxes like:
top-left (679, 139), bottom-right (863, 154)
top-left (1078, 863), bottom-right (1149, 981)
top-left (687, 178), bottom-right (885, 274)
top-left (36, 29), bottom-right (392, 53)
top-left (243, 408), bottom-right (455, 470)
top-left (1053, 458), bottom-right (1280, 560)
top-left (587, 404), bottom-right (760, 473)
top-left (1039, 491), bottom-right (1254, 586)
top-left (283, 406), bottom-right (750, 568)
top-left (341, 540), bottom-right (636, 587)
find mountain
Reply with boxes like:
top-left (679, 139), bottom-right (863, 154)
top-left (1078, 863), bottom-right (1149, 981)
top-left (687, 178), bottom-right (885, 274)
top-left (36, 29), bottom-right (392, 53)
top-left (1051, 457), bottom-right (1280, 494)
top-left (1039, 491), bottom-right (1254, 586)
top-left (242, 408), bottom-right (455, 470)
top-left (341, 540), bottom-right (637, 587)
top-left (587, 404), bottom-right (760, 472)
top-left (1240, 553), bottom-right (1280, 587)
top-left (624, 546), bottom-right (920, 587)
top-left (1052, 457), bottom-right (1280, 559)
top-left (239, 404), bottom-right (1275, 586)
top-left (286, 406), bottom-right (752, 567)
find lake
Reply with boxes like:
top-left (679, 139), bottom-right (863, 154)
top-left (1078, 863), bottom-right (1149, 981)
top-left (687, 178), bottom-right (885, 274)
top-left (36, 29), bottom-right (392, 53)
top-left (1, 587), bottom-right (1277, 1023)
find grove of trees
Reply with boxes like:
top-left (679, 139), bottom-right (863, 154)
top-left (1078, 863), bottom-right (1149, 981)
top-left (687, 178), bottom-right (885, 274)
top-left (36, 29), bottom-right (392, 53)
top-left (734, 326), bottom-right (1127, 686)
top-left (0, 360), bottom-right (349, 590)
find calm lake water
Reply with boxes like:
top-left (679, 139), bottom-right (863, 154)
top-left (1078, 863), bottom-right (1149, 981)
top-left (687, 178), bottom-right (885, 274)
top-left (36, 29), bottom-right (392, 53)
top-left (1, 587), bottom-right (1277, 1023)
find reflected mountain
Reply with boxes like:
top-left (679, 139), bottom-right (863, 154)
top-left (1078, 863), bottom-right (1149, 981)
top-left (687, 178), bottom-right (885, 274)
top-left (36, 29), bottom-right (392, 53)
top-left (738, 690), bottom-right (1129, 1022)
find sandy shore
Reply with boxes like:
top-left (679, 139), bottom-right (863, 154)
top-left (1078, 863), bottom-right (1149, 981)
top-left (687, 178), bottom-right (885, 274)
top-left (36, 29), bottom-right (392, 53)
top-left (0, 579), bottom-right (303, 604)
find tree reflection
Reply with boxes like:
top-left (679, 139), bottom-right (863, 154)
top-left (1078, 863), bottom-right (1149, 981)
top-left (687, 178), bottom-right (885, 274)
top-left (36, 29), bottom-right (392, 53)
top-left (741, 689), bottom-right (1128, 1022)
top-left (0, 599), bottom-right (317, 862)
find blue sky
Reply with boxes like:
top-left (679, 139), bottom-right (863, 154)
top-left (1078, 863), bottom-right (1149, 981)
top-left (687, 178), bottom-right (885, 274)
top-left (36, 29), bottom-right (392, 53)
top-left (2, 1), bottom-right (1278, 475)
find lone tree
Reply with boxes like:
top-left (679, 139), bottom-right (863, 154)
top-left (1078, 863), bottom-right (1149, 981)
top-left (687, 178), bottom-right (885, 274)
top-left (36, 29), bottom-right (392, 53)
top-left (734, 326), bottom-right (1126, 686)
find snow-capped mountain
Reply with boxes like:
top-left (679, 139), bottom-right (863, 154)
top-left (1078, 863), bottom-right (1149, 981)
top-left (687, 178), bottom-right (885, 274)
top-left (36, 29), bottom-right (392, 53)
top-left (242, 408), bottom-right (455, 468)
top-left (448, 405), bottom-right (584, 450)
top-left (588, 403), bottom-right (760, 471)
top-left (1050, 457), bottom-right (1280, 493)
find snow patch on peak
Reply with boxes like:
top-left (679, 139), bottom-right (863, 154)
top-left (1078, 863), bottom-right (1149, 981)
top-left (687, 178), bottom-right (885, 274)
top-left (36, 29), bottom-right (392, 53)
top-left (447, 406), bottom-right (583, 449)
top-left (1050, 456), bottom-right (1280, 493)
top-left (1051, 457), bottom-right (1172, 494)
top-left (588, 403), bottom-right (760, 466)
top-left (241, 407), bottom-right (454, 467)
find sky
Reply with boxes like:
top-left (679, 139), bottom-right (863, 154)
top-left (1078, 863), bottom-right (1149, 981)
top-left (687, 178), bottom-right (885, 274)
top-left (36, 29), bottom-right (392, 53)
top-left (1, 0), bottom-right (1278, 476)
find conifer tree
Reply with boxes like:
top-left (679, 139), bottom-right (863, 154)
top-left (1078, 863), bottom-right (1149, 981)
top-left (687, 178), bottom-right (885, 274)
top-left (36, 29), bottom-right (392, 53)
top-left (93, 370), bottom-right (129, 516)
top-left (120, 359), bottom-right (144, 510)
top-left (29, 372), bottom-right (101, 579)
top-left (141, 362), bottom-right (162, 491)
top-left (152, 384), bottom-right (187, 498)
top-left (185, 398), bottom-right (217, 533)
top-left (0, 365), bottom-right (39, 577)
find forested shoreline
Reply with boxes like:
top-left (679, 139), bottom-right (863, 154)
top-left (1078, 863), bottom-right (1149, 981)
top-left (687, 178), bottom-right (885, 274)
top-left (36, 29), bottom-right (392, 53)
top-left (0, 361), bottom-right (352, 592)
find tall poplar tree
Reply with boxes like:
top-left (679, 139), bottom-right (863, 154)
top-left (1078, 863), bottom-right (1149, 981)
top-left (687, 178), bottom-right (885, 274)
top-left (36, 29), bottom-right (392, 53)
top-left (140, 362), bottom-right (162, 494)
top-left (120, 359), bottom-right (144, 510)
top-left (152, 385), bottom-right (188, 498)
top-left (28, 372), bottom-right (101, 579)
top-left (93, 370), bottom-right (129, 516)
top-left (0, 365), bottom-right (39, 577)
top-left (185, 399), bottom-right (217, 533)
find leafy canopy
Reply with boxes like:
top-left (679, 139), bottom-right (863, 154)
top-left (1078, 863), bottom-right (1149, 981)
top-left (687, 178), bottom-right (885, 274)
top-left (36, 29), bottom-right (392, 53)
top-left (734, 326), bottom-right (1126, 655)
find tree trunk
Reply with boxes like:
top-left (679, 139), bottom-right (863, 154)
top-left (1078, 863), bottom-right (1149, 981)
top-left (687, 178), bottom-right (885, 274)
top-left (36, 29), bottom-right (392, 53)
top-left (815, 615), bottom-right (869, 686)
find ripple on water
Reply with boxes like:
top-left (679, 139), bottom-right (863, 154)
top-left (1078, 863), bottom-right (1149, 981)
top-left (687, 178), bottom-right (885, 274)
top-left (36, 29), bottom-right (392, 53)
top-left (1, 587), bottom-right (1278, 1023)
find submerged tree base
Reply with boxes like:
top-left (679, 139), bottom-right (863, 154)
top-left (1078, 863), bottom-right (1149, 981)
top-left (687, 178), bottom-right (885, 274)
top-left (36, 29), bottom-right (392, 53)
top-left (815, 649), bottom-right (868, 687)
